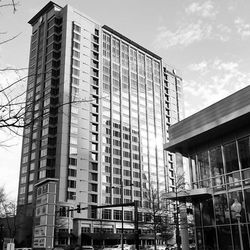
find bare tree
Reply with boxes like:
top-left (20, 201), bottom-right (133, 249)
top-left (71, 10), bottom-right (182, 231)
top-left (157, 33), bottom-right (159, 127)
top-left (0, 1), bottom-right (105, 144)
top-left (164, 166), bottom-right (192, 250)
top-left (140, 185), bottom-right (174, 250)
top-left (0, 0), bottom-right (20, 46)
top-left (0, 186), bottom-right (25, 240)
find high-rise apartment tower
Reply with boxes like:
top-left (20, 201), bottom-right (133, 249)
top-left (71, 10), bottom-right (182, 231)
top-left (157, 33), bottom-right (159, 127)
top-left (17, 2), bottom-right (183, 249)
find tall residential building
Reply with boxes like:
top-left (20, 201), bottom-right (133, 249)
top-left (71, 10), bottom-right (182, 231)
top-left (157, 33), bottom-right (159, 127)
top-left (17, 2), bottom-right (183, 249)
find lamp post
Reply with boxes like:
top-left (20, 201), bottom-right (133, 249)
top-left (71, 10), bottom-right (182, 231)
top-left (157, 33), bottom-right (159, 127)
top-left (121, 180), bottom-right (124, 250)
top-left (112, 181), bottom-right (124, 250)
top-left (231, 199), bottom-right (244, 250)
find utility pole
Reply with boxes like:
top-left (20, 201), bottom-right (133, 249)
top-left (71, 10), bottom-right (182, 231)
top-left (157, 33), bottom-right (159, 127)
top-left (134, 202), bottom-right (139, 250)
top-left (121, 181), bottom-right (124, 250)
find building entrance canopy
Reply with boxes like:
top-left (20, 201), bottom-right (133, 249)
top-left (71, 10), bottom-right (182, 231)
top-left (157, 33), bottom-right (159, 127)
top-left (164, 188), bottom-right (212, 202)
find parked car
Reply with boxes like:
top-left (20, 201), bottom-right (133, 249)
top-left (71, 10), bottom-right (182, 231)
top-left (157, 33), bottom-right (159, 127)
top-left (82, 246), bottom-right (94, 250)
top-left (103, 245), bottom-right (135, 250)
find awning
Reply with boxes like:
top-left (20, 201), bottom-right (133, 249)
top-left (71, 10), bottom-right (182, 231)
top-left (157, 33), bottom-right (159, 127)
top-left (163, 188), bottom-right (212, 202)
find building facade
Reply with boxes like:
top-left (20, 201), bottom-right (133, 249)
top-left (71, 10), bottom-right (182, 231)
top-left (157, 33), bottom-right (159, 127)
top-left (17, 2), bottom-right (183, 248)
top-left (165, 86), bottom-right (250, 250)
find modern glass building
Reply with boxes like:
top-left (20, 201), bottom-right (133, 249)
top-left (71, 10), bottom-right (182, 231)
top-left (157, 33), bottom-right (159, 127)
top-left (165, 86), bottom-right (250, 250)
top-left (17, 2), bottom-right (183, 249)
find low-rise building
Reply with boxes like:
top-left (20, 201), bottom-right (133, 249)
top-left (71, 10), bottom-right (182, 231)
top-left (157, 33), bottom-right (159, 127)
top-left (165, 86), bottom-right (250, 250)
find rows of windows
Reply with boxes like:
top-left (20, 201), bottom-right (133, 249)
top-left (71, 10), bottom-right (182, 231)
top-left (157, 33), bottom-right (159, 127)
top-left (18, 16), bottom-right (62, 205)
top-left (191, 135), bottom-right (250, 190)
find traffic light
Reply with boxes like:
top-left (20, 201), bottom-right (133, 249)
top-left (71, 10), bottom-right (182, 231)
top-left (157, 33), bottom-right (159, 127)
top-left (76, 204), bottom-right (81, 213)
top-left (60, 207), bottom-right (67, 217)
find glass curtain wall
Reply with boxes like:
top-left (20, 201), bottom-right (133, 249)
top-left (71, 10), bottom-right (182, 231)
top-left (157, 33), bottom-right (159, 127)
top-left (189, 135), bottom-right (250, 250)
top-left (101, 31), bottom-right (166, 220)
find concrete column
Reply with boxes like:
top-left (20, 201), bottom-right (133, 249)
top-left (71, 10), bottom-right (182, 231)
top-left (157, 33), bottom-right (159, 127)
top-left (175, 152), bottom-right (189, 250)
top-left (73, 219), bottom-right (81, 245)
top-left (180, 203), bottom-right (189, 250)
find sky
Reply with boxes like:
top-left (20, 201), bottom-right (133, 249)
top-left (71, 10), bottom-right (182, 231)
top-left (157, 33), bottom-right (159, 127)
top-left (1, 0), bottom-right (250, 200)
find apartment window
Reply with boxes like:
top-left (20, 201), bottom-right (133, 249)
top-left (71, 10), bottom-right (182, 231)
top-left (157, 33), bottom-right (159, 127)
top-left (22, 156), bottom-right (28, 164)
top-left (102, 209), bottom-right (111, 220)
top-left (68, 168), bottom-right (77, 177)
top-left (123, 151), bottom-right (130, 158)
top-left (72, 68), bottom-right (80, 76)
top-left (124, 179), bottom-right (131, 186)
top-left (91, 173), bottom-right (98, 181)
top-left (124, 211), bottom-right (133, 221)
top-left (73, 41), bottom-right (80, 49)
top-left (113, 149), bottom-right (120, 156)
top-left (123, 160), bottom-right (130, 167)
top-left (113, 158), bottom-right (121, 165)
top-left (28, 195), bottom-right (33, 203)
top-left (91, 183), bottom-right (98, 192)
top-left (93, 44), bottom-right (99, 52)
top-left (39, 170), bottom-right (46, 179)
top-left (106, 176), bottom-right (111, 183)
top-left (113, 168), bottom-right (121, 175)
top-left (72, 77), bottom-right (79, 86)
top-left (70, 126), bottom-right (78, 134)
top-left (69, 157), bottom-right (77, 166)
top-left (72, 86), bottom-right (80, 98)
top-left (68, 180), bottom-right (76, 188)
top-left (91, 162), bottom-right (98, 171)
top-left (73, 24), bottom-right (81, 33)
top-left (90, 194), bottom-right (97, 203)
top-left (113, 177), bottom-right (121, 185)
top-left (92, 143), bottom-right (98, 151)
top-left (113, 198), bottom-right (121, 204)
top-left (91, 153), bottom-right (98, 161)
top-left (28, 184), bottom-right (33, 192)
top-left (114, 210), bottom-right (122, 220)
top-left (42, 127), bottom-right (49, 136)
top-left (67, 191), bottom-right (76, 200)
top-left (124, 189), bottom-right (131, 196)
top-left (70, 147), bottom-right (77, 155)
top-left (71, 116), bottom-right (78, 124)
top-left (92, 86), bottom-right (98, 95)
top-left (70, 137), bottom-right (77, 145)
top-left (105, 186), bottom-right (111, 193)
top-left (73, 33), bottom-right (81, 41)
top-left (19, 186), bottom-right (26, 195)
top-left (92, 133), bottom-right (98, 141)
top-left (113, 131), bottom-right (120, 137)
top-left (30, 162), bottom-right (35, 170)
top-left (105, 197), bottom-right (111, 204)
top-left (105, 166), bottom-right (111, 173)
top-left (133, 171), bottom-right (140, 178)
top-left (92, 124), bottom-right (98, 132)
top-left (123, 170), bottom-right (130, 177)
top-left (123, 142), bottom-right (129, 149)
top-left (29, 173), bottom-right (35, 182)
top-left (73, 50), bottom-right (80, 58)
top-left (92, 114), bottom-right (98, 122)
top-left (72, 59), bottom-right (80, 67)
top-left (133, 181), bottom-right (140, 187)
top-left (21, 166), bottom-right (27, 174)
top-left (113, 187), bottom-right (121, 194)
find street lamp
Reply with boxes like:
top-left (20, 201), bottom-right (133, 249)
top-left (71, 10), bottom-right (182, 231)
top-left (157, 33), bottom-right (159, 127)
top-left (121, 180), bottom-right (124, 250)
top-left (112, 181), bottom-right (124, 250)
top-left (231, 199), bottom-right (243, 250)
